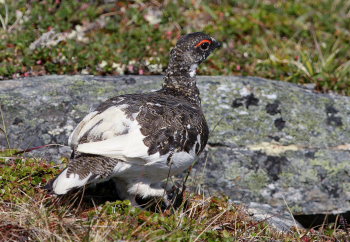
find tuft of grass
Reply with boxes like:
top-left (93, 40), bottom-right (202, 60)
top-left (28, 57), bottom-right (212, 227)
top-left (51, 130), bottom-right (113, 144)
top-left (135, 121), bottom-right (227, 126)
top-left (1, 150), bottom-right (349, 241)
top-left (0, 0), bottom-right (349, 95)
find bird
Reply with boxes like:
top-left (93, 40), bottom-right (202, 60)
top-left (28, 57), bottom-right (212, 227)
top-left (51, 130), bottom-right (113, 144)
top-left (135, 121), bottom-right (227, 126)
top-left (46, 32), bottom-right (221, 207)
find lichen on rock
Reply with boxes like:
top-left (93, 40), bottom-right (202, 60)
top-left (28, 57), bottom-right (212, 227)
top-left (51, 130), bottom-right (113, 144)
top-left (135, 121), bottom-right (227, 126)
top-left (1, 75), bottom-right (350, 216)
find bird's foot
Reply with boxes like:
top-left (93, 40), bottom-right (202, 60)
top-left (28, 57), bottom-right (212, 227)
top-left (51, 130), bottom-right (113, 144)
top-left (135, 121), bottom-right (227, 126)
top-left (130, 182), bottom-right (186, 212)
top-left (164, 182), bottom-right (186, 210)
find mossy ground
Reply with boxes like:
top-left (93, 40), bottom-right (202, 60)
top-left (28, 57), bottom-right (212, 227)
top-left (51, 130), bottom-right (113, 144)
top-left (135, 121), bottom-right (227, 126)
top-left (0, 150), bottom-right (349, 241)
top-left (1, 1), bottom-right (350, 240)
top-left (0, 0), bottom-right (349, 94)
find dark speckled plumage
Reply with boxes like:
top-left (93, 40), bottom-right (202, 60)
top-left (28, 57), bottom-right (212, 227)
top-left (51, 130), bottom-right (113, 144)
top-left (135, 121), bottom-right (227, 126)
top-left (47, 32), bottom-right (221, 203)
top-left (97, 92), bottom-right (208, 156)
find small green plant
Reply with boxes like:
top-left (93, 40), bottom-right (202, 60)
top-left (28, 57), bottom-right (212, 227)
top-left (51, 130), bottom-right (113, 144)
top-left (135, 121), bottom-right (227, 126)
top-left (0, 0), bottom-right (349, 95)
top-left (0, 151), bottom-right (60, 203)
top-left (0, 149), bottom-right (349, 241)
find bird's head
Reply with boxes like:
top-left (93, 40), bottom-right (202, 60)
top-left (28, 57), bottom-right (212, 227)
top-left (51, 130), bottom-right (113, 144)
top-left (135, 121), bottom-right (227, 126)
top-left (168, 32), bottom-right (221, 77)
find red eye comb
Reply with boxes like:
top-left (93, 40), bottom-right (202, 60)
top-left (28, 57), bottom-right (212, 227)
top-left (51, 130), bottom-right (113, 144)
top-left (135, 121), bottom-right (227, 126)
top-left (195, 39), bottom-right (212, 47)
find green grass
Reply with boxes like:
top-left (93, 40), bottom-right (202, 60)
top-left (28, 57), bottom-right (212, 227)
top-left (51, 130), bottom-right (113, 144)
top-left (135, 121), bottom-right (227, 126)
top-left (1, 1), bottom-right (350, 239)
top-left (0, 0), bottom-right (349, 94)
top-left (0, 150), bottom-right (349, 241)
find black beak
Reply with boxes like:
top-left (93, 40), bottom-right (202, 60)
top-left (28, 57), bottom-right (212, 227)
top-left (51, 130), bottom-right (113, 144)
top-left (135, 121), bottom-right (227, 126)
top-left (210, 37), bottom-right (222, 49)
top-left (211, 37), bottom-right (222, 49)
top-left (215, 41), bottom-right (222, 49)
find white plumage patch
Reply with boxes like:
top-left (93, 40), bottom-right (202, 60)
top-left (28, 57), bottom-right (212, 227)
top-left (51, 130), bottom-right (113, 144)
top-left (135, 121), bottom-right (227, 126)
top-left (76, 121), bottom-right (161, 163)
top-left (69, 105), bottom-right (131, 147)
top-left (167, 151), bottom-right (196, 174)
top-left (196, 134), bottom-right (201, 152)
top-left (68, 105), bottom-right (164, 165)
top-left (113, 162), bottom-right (132, 174)
top-left (61, 102), bottom-right (200, 199)
top-left (68, 111), bottom-right (98, 147)
top-left (189, 64), bottom-right (198, 77)
top-left (52, 168), bottom-right (92, 195)
top-left (88, 105), bottom-right (131, 140)
top-left (128, 182), bottom-right (165, 198)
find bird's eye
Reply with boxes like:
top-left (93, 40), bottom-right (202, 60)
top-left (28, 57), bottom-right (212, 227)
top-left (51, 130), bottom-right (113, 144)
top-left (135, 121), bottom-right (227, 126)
top-left (195, 39), bottom-right (212, 50)
top-left (200, 42), bottom-right (210, 50)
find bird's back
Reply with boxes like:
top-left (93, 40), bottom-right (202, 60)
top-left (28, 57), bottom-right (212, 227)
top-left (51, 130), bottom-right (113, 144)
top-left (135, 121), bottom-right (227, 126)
top-left (70, 91), bottom-right (209, 159)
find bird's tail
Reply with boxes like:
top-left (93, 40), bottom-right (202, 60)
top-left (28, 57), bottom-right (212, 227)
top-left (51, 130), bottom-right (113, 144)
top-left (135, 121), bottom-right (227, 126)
top-left (45, 155), bottom-right (116, 195)
top-left (45, 167), bottom-right (93, 195)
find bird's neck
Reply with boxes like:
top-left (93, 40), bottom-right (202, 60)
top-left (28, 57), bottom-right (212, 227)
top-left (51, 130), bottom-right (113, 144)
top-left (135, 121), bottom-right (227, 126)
top-left (161, 61), bottom-right (201, 105)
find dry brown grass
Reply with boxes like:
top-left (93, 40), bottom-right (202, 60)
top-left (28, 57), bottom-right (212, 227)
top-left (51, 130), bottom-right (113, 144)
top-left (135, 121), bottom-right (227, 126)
top-left (1, 151), bottom-right (349, 241)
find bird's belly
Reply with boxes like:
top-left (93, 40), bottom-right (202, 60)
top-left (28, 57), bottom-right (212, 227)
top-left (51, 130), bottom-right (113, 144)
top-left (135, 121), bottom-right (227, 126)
top-left (112, 151), bottom-right (196, 183)
top-left (146, 151), bottom-right (196, 181)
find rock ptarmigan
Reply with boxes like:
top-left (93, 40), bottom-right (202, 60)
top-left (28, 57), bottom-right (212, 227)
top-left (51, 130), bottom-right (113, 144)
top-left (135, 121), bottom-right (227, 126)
top-left (47, 32), bottom-right (221, 206)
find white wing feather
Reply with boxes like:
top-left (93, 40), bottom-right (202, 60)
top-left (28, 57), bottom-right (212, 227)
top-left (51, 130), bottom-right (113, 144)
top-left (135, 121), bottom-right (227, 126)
top-left (76, 123), bottom-right (156, 161)
top-left (70, 105), bottom-right (162, 163)
top-left (68, 111), bottom-right (99, 147)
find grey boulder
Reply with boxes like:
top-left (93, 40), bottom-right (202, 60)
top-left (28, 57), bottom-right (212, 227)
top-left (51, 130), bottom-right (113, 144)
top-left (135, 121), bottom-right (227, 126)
top-left (1, 75), bottom-right (350, 217)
